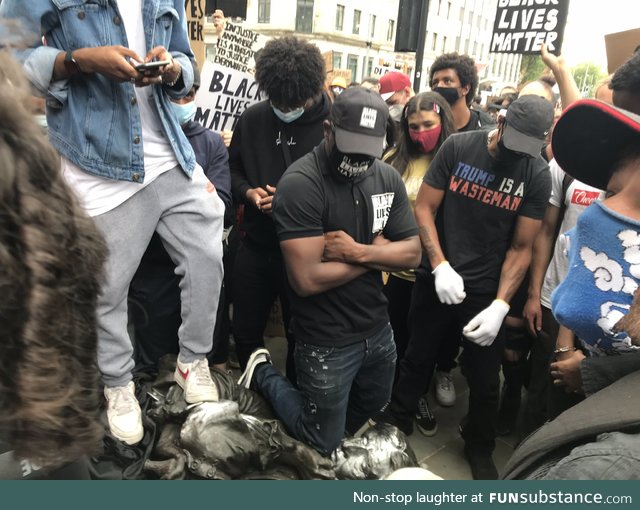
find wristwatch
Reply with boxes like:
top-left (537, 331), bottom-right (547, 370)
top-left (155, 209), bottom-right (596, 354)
top-left (64, 50), bottom-right (82, 76)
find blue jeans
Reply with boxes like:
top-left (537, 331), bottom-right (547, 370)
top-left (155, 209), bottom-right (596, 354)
top-left (254, 323), bottom-right (396, 455)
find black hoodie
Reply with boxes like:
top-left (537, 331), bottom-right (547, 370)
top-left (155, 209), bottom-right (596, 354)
top-left (181, 120), bottom-right (232, 215)
top-left (230, 93), bottom-right (331, 250)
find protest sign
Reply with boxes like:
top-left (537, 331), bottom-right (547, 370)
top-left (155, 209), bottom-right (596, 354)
top-left (195, 22), bottom-right (268, 133)
top-left (490, 0), bottom-right (570, 55)
top-left (185, 0), bottom-right (206, 68)
top-left (213, 21), bottom-right (267, 74)
top-left (194, 62), bottom-right (264, 132)
top-left (605, 27), bottom-right (640, 74)
top-left (371, 64), bottom-right (394, 77)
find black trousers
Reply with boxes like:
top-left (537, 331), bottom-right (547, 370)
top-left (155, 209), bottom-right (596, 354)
top-left (231, 241), bottom-right (296, 383)
top-left (389, 274), bottom-right (505, 453)
top-left (522, 305), bottom-right (583, 436)
top-left (384, 274), bottom-right (460, 382)
top-left (129, 232), bottom-right (229, 369)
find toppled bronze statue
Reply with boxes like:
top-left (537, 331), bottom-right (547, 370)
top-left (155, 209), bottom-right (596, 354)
top-left (141, 356), bottom-right (418, 480)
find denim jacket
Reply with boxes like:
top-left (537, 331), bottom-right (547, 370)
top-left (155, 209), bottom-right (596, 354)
top-left (0, 0), bottom-right (195, 181)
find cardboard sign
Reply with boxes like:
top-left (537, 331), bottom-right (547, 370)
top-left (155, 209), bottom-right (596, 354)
top-left (185, 0), bottom-right (206, 68)
top-left (371, 65), bottom-right (394, 77)
top-left (605, 27), bottom-right (640, 74)
top-left (213, 21), bottom-right (267, 74)
top-left (490, 0), bottom-right (570, 55)
top-left (194, 62), bottom-right (264, 133)
top-left (326, 69), bottom-right (352, 88)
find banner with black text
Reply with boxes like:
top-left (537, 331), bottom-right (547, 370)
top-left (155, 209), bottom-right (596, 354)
top-left (194, 62), bottom-right (264, 133)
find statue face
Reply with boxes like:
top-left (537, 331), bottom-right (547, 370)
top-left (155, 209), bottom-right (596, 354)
top-left (332, 424), bottom-right (417, 479)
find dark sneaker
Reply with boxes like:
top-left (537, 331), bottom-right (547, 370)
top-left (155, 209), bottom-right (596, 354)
top-left (237, 348), bottom-right (271, 389)
top-left (464, 447), bottom-right (498, 480)
top-left (415, 396), bottom-right (438, 436)
top-left (367, 406), bottom-right (413, 436)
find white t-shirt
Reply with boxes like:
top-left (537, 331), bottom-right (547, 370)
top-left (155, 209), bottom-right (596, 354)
top-left (62, 0), bottom-right (178, 217)
top-left (540, 159), bottom-right (605, 308)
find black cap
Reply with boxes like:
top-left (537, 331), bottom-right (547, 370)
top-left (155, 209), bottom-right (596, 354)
top-left (553, 99), bottom-right (640, 191)
top-left (502, 95), bottom-right (554, 158)
top-left (330, 87), bottom-right (389, 158)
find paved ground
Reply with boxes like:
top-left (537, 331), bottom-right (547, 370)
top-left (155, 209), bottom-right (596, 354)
top-left (260, 336), bottom-right (518, 480)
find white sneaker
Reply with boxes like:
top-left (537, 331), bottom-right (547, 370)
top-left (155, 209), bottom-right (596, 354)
top-left (174, 358), bottom-right (219, 403)
top-left (237, 348), bottom-right (271, 389)
top-left (104, 382), bottom-right (143, 445)
top-left (435, 370), bottom-right (456, 407)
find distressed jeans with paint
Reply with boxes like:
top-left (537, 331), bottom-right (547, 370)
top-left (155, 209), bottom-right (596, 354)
top-left (253, 323), bottom-right (396, 455)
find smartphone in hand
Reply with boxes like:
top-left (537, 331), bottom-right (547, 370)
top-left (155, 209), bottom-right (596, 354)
top-left (135, 60), bottom-right (171, 72)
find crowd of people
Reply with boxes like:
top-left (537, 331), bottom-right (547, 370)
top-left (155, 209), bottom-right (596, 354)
top-left (0, 0), bottom-right (639, 481)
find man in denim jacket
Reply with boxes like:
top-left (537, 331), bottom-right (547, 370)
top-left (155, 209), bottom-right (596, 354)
top-left (0, 0), bottom-right (224, 445)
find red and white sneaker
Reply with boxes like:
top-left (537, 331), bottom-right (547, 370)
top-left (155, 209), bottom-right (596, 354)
top-left (174, 358), bottom-right (219, 403)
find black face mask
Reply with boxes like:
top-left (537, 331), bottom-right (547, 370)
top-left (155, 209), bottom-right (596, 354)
top-left (328, 144), bottom-right (375, 180)
top-left (496, 139), bottom-right (528, 165)
top-left (432, 86), bottom-right (460, 106)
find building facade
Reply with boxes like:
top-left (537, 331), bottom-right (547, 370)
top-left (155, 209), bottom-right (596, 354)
top-left (204, 0), bottom-right (522, 92)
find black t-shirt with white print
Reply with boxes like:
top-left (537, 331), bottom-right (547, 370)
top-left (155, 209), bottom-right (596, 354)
top-left (422, 130), bottom-right (551, 294)
top-left (273, 141), bottom-right (418, 347)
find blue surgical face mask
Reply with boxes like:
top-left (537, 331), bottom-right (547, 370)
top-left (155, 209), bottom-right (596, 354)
top-left (271, 104), bottom-right (305, 123)
top-left (34, 114), bottom-right (48, 130)
top-left (170, 101), bottom-right (196, 125)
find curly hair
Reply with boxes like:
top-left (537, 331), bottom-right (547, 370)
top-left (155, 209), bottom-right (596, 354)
top-left (254, 36), bottom-right (325, 108)
top-left (611, 51), bottom-right (640, 93)
top-left (429, 53), bottom-right (479, 107)
top-left (0, 53), bottom-right (106, 469)
top-left (385, 91), bottom-right (456, 177)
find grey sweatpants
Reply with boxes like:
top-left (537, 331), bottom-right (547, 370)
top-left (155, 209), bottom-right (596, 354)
top-left (93, 166), bottom-right (224, 387)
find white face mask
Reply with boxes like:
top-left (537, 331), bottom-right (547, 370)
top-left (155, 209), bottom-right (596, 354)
top-left (271, 105), bottom-right (305, 123)
top-left (388, 104), bottom-right (403, 122)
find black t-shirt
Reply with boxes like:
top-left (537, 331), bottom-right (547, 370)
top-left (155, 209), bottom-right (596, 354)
top-left (273, 142), bottom-right (418, 347)
top-left (459, 108), bottom-right (496, 133)
top-left (422, 130), bottom-right (551, 294)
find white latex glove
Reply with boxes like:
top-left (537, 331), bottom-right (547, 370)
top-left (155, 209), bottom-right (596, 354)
top-left (463, 299), bottom-right (510, 347)
top-left (432, 261), bottom-right (466, 305)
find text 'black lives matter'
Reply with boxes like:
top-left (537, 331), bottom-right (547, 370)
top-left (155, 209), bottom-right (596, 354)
top-left (490, 0), bottom-right (570, 55)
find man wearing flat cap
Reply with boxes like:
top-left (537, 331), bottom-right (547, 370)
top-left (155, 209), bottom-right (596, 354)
top-left (378, 95), bottom-right (554, 479)
top-left (237, 87), bottom-right (422, 456)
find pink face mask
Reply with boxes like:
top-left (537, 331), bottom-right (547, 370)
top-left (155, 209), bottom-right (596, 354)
top-left (409, 124), bottom-right (442, 154)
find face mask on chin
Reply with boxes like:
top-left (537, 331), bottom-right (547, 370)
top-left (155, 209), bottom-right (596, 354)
top-left (328, 145), bottom-right (375, 180)
top-left (432, 86), bottom-right (460, 106)
top-left (271, 104), bottom-right (305, 123)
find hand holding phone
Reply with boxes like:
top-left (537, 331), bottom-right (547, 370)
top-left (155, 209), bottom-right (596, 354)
top-left (135, 60), bottom-right (171, 72)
